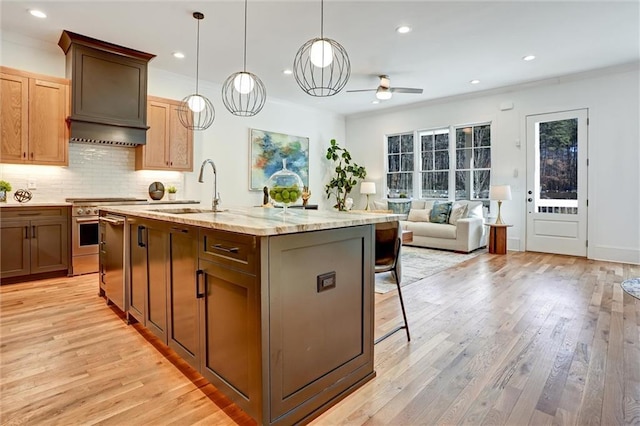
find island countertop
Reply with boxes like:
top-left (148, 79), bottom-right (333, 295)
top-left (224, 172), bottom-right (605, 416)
top-left (99, 204), bottom-right (399, 236)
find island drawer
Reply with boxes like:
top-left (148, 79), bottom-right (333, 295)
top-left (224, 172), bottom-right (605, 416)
top-left (199, 229), bottom-right (258, 274)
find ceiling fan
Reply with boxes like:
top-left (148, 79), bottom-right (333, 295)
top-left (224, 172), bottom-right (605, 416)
top-left (346, 75), bottom-right (423, 100)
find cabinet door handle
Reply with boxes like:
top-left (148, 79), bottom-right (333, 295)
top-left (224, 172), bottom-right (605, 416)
top-left (30, 152), bottom-right (34, 158)
top-left (212, 244), bottom-right (239, 254)
top-left (23, 152), bottom-right (26, 158)
top-left (137, 226), bottom-right (146, 247)
top-left (32, 226), bottom-right (36, 239)
top-left (196, 269), bottom-right (205, 298)
top-left (24, 226), bottom-right (30, 239)
top-left (170, 227), bottom-right (189, 234)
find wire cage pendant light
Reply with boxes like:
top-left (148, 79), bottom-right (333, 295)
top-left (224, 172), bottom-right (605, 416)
top-left (222, 0), bottom-right (266, 117)
top-left (178, 12), bottom-right (215, 130)
top-left (293, 0), bottom-right (350, 97)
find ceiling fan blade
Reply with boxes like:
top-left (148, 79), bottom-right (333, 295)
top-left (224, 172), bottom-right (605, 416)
top-left (346, 89), bottom-right (378, 93)
top-left (390, 87), bottom-right (423, 94)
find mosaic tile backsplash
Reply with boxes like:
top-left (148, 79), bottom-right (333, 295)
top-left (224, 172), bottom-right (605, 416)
top-left (0, 143), bottom-right (186, 202)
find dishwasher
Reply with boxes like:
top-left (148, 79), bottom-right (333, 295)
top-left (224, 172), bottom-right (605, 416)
top-left (99, 213), bottom-right (126, 312)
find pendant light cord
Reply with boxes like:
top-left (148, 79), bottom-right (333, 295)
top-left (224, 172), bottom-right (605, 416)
top-left (320, 0), bottom-right (324, 39)
top-left (195, 16), bottom-right (201, 94)
top-left (243, 0), bottom-right (248, 72)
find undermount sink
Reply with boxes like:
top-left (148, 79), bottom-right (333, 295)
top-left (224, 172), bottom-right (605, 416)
top-left (150, 208), bottom-right (223, 214)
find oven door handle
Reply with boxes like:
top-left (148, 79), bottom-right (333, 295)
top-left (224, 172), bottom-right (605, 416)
top-left (100, 216), bottom-right (125, 226)
top-left (75, 217), bottom-right (99, 223)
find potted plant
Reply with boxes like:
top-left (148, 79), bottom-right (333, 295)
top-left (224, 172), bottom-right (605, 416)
top-left (0, 180), bottom-right (12, 202)
top-left (167, 185), bottom-right (177, 201)
top-left (324, 139), bottom-right (367, 211)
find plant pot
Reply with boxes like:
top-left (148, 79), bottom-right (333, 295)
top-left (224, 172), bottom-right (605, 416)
top-left (168, 193), bottom-right (176, 201)
top-left (0, 191), bottom-right (6, 202)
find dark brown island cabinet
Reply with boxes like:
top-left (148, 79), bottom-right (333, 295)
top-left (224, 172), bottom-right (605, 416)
top-left (100, 211), bottom-right (377, 425)
top-left (0, 206), bottom-right (70, 280)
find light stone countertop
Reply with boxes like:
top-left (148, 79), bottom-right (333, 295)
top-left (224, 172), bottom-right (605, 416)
top-left (0, 201), bottom-right (72, 208)
top-left (100, 204), bottom-right (400, 236)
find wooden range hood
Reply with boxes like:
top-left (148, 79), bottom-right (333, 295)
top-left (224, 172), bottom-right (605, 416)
top-left (58, 30), bottom-right (156, 146)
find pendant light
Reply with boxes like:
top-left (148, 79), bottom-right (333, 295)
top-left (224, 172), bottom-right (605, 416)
top-left (177, 12), bottom-right (215, 130)
top-left (293, 0), bottom-right (350, 97)
top-left (222, 0), bottom-right (266, 116)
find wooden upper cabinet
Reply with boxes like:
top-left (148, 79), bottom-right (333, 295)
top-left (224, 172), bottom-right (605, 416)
top-left (0, 67), bottom-right (69, 166)
top-left (135, 96), bottom-right (193, 171)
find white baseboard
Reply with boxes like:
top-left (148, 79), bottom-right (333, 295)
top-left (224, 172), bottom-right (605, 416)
top-left (507, 238), bottom-right (522, 252)
top-left (589, 245), bottom-right (640, 265)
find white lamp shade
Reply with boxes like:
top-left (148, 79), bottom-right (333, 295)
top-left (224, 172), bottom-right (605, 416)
top-left (490, 185), bottom-right (512, 201)
top-left (360, 182), bottom-right (376, 195)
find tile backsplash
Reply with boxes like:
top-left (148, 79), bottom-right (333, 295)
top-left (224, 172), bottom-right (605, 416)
top-left (0, 143), bottom-right (185, 202)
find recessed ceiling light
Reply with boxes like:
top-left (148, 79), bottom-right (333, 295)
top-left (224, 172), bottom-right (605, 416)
top-left (523, 55), bottom-right (536, 61)
top-left (372, 100), bottom-right (380, 104)
top-left (29, 9), bottom-right (47, 18)
top-left (396, 25), bottom-right (412, 34)
top-left (470, 79), bottom-right (480, 85)
top-left (283, 69), bottom-right (293, 75)
top-left (172, 52), bottom-right (185, 59)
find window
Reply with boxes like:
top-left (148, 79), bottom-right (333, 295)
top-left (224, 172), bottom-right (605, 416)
top-left (419, 128), bottom-right (449, 199)
top-left (386, 133), bottom-right (414, 197)
top-left (455, 124), bottom-right (491, 200)
top-left (385, 123), bottom-right (491, 201)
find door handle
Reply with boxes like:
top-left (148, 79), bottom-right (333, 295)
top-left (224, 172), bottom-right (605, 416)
top-left (170, 227), bottom-right (189, 234)
top-left (32, 226), bottom-right (36, 239)
top-left (137, 226), bottom-right (146, 247)
top-left (24, 226), bottom-right (30, 239)
top-left (196, 269), bottom-right (205, 298)
top-left (528, 198), bottom-right (533, 202)
top-left (212, 244), bottom-right (239, 253)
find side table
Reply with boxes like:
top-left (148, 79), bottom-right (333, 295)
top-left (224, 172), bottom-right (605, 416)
top-left (484, 223), bottom-right (512, 254)
top-left (401, 229), bottom-right (413, 244)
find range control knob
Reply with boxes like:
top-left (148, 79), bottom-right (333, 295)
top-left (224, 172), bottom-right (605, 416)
top-left (77, 208), bottom-right (84, 215)
top-left (93, 208), bottom-right (98, 215)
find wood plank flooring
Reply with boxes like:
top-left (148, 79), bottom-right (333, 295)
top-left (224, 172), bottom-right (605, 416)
top-left (1, 251), bottom-right (639, 425)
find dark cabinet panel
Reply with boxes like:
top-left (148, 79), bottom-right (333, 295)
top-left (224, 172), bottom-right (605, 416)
top-left (128, 221), bottom-right (147, 324)
top-left (0, 219), bottom-right (31, 278)
top-left (167, 225), bottom-right (199, 369)
top-left (30, 217), bottom-right (69, 275)
top-left (146, 226), bottom-right (168, 342)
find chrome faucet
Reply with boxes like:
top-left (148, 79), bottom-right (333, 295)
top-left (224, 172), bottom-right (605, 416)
top-left (198, 159), bottom-right (222, 211)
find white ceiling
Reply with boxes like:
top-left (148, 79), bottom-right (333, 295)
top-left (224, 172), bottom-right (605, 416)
top-left (2, 1), bottom-right (639, 116)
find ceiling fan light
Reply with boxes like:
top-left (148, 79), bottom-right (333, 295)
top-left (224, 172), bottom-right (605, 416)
top-left (376, 87), bottom-right (392, 100)
top-left (310, 39), bottom-right (334, 68)
top-left (233, 72), bottom-right (255, 94)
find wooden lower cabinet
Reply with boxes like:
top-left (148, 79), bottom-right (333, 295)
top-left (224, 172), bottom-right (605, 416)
top-left (167, 224), bottom-right (200, 370)
top-left (0, 207), bottom-right (69, 280)
top-left (198, 258), bottom-right (261, 419)
top-left (121, 215), bottom-right (374, 425)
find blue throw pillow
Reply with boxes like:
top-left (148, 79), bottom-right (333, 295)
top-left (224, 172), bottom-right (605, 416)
top-left (430, 201), bottom-right (452, 224)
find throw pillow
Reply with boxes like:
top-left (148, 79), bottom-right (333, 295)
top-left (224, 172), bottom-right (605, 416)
top-left (373, 200), bottom-right (387, 210)
top-left (449, 203), bottom-right (469, 225)
top-left (407, 208), bottom-right (431, 222)
top-left (430, 201), bottom-right (452, 224)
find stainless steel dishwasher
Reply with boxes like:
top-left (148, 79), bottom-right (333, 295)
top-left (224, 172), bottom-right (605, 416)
top-left (99, 214), bottom-right (126, 311)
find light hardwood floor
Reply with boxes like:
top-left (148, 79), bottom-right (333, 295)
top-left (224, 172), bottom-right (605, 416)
top-left (1, 251), bottom-right (639, 425)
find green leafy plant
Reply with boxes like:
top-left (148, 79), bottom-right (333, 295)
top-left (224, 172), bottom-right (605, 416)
top-left (0, 180), bottom-right (12, 192)
top-left (324, 139), bottom-right (367, 211)
top-left (167, 186), bottom-right (177, 194)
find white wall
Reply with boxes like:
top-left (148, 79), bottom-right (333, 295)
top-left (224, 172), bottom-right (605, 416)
top-left (0, 33), bottom-right (345, 209)
top-left (346, 65), bottom-right (640, 264)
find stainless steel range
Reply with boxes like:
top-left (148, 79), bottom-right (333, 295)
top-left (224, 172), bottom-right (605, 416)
top-left (66, 198), bottom-right (147, 275)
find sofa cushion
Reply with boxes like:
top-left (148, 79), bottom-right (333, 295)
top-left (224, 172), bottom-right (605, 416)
top-left (373, 200), bottom-right (387, 210)
top-left (466, 201), bottom-right (484, 219)
top-left (449, 203), bottom-right (468, 225)
top-left (407, 208), bottom-right (431, 222)
top-left (430, 201), bottom-right (452, 224)
top-left (404, 221), bottom-right (457, 239)
top-left (410, 200), bottom-right (426, 210)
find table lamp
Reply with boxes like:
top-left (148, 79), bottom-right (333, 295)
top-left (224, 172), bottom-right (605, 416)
top-left (489, 184), bottom-right (512, 224)
top-left (360, 182), bottom-right (376, 210)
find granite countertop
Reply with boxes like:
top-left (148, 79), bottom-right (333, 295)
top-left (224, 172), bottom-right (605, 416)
top-left (0, 201), bottom-right (72, 208)
top-left (100, 204), bottom-right (399, 236)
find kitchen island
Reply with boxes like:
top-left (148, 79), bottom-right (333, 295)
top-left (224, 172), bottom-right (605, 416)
top-left (98, 204), bottom-right (396, 425)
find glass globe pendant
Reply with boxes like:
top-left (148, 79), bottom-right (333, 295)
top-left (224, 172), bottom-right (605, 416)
top-left (221, 0), bottom-right (266, 117)
top-left (177, 12), bottom-right (215, 130)
top-left (293, 0), bottom-right (350, 97)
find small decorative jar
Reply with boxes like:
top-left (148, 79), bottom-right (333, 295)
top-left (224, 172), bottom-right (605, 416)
top-left (266, 159), bottom-right (304, 214)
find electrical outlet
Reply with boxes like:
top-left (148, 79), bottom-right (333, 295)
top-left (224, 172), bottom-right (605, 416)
top-left (27, 180), bottom-right (37, 190)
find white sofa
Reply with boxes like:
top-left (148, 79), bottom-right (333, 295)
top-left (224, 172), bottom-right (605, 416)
top-left (397, 200), bottom-right (487, 253)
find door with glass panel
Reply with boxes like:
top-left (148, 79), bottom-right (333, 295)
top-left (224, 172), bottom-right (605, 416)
top-left (526, 109), bottom-right (588, 256)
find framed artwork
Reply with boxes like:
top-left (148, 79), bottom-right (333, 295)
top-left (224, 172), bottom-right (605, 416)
top-left (249, 129), bottom-right (309, 190)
